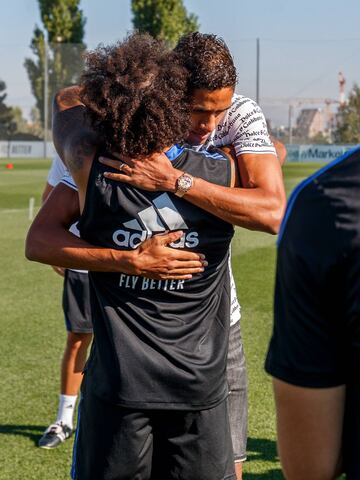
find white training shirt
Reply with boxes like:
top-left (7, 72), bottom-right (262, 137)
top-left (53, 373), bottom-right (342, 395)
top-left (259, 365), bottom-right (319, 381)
top-left (59, 94), bottom-right (276, 325)
top-left (47, 153), bottom-right (67, 188)
top-left (193, 93), bottom-right (276, 156)
top-left (192, 94), bottom-right (276, 324)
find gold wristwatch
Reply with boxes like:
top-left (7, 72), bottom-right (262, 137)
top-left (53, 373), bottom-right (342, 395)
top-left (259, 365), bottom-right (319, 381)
top-left (174, 172), bottom-right (194, 197)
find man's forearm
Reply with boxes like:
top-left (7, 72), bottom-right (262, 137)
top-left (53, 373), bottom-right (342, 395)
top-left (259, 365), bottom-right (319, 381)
top-left (100, 151), bottom-right (286, 234)
top-left (26, 182), bottom-right (134, 273)
top-left (25, 183), bottom-right (206, 280)
top-left (183, 177), bottom-right (284, 233)
top-left (26, 222), bottom-right (206, 280)
top-left (178, 152), bottom-right (285, 233)
top-left (25, 222), bottom-right (135, 273)
top-left (157, 163), bottom-right (283, 232)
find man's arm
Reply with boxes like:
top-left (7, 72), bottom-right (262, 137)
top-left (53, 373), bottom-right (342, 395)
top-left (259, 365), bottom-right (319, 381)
top-left (184, 152), bottom-right (285, 233)
top-left (52, 86), bottom-right (88, 152)
top-left (273, 379), bottom-right (344, 480)
top-left (52, 86), bottom-right (100, 181)
top-left (44, 88), bottom-right (207, 278)
top-left (271, 136), bottom-right (287, 166)
top-left (53, 86), bottom-right (286, 233)
top-left (41, 180), bottom-right (65, 277)
top-left (26, 181), bottom-right (206, 280)
top-left (42, 182), bottom-right (54, 204)
top-left (99, 151), bottom-right (286, 234)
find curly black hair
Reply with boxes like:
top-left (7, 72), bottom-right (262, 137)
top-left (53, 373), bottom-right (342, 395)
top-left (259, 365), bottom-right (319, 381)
top-left (175, 32), bottom-right (237, 91)
top-left (80, 33), bottom-right (190, 157)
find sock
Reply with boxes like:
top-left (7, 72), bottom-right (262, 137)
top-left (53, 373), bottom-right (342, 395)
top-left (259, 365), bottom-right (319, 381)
top-left (56, 394), bottom-right (77, 429)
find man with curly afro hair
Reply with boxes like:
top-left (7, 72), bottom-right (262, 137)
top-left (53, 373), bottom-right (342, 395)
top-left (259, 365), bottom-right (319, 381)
top-left (96, 33), bottom-right (286, 480)
top-left (79, 34), bottom-right (191, 159)
top-left (36, 32), bottom-right (238, 480)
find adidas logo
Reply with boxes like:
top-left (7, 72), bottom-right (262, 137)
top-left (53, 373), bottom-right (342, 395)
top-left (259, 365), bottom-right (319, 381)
top-left (112, 193), bottom-right (199, 249)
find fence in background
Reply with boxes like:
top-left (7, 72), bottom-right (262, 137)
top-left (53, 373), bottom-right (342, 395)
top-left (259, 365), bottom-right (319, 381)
top-left (0, 141), bottom-right (55, 158)
top-left (1, 141), bottom-right (355, 162)
top-left (285, 144), bottom-right (354, 162)
top-left (3, 37), bottom-right (359, 156)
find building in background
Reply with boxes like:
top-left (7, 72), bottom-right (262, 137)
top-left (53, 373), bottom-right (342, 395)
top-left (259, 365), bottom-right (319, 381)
top-left (295, 105), bottom-right (336, 142)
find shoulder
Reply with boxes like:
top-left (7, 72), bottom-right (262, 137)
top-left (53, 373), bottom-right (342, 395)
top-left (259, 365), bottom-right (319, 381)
top-left (180, 146), bottom-right (233, 187)
top-left (60, 169), bottom-right (78, 191)
top-left (231, 93), bottom-right (256, 107)
top-left (218, 93), bottom-right (268, 137)
top-left (279, 177), bottom-right (325, 247)
top-left (47, 154), bottom-right (67, 187)
top-left (317, 145), bottom-right (360, 188)
top-left (228, 94), bottom-right (264, 117)
top-left (279, 147), bottom-right (360, 252)
top-left (183, 145), bottom-right (229, 162)
top-left (215, 94), bottom-right (274, 155)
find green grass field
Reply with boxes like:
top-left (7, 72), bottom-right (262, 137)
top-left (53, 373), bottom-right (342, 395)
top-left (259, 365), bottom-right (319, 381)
top-left (0, 158), bottom-right (324, 479)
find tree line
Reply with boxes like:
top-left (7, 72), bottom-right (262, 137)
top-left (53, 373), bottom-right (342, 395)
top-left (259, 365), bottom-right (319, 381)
top-left (1, 0), bottom-right (359, 144)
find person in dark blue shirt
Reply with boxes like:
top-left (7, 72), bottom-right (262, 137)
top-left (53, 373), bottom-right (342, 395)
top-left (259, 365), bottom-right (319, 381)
top-left (266, 146), bottom-right (360, 479)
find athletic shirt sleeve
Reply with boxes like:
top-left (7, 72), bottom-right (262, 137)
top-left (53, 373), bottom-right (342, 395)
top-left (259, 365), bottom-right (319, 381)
top-left (60, 169), bottom-right (78, 191)
top-left (208, 94), bottom-right (276, 157)
top-left (47, 153), bottom-right (78, 191)
top-left (47, 154), bottom-right (67, 187)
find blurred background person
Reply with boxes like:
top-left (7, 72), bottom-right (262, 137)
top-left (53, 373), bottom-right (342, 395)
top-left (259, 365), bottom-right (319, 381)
top-left (38, 154), bottom-right (92, 449)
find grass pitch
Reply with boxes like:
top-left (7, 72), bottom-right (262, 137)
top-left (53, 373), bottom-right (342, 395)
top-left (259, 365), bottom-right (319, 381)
top-left (0, 158), bottom-right (324, 479)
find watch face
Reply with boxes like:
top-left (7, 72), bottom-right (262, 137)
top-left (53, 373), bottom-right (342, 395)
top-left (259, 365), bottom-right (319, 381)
top-left (179, 175), bottom-right (192, 190)
top-left (175, 173), bottom-right (193, 197)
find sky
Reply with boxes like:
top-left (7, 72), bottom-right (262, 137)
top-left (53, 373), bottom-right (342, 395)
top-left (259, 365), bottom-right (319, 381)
top-left (1, 0), bottom-right (360, 125)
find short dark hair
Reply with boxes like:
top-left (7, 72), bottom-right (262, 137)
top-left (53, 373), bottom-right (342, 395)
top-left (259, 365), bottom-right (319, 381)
top-left (175, 32), bottom-right (237, 91)
top-left (80, 33), bottom-right (190, 157)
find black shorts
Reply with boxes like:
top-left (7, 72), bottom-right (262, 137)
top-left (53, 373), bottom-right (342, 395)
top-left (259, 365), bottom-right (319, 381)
top-left (62, 270), bottom-right (93, 334)
top-left (343, 383), bottom-right (360, 479)
top-left (71, 375), bottom-right (235, 480)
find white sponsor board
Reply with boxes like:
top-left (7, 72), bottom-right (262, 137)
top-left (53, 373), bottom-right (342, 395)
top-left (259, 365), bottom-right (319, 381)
top-left (286, 144), bottom-right (354, 163)
top-left (1, 141), bottom-right (355, 163)
top-left (0, 141), bottom-right (56, 158)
